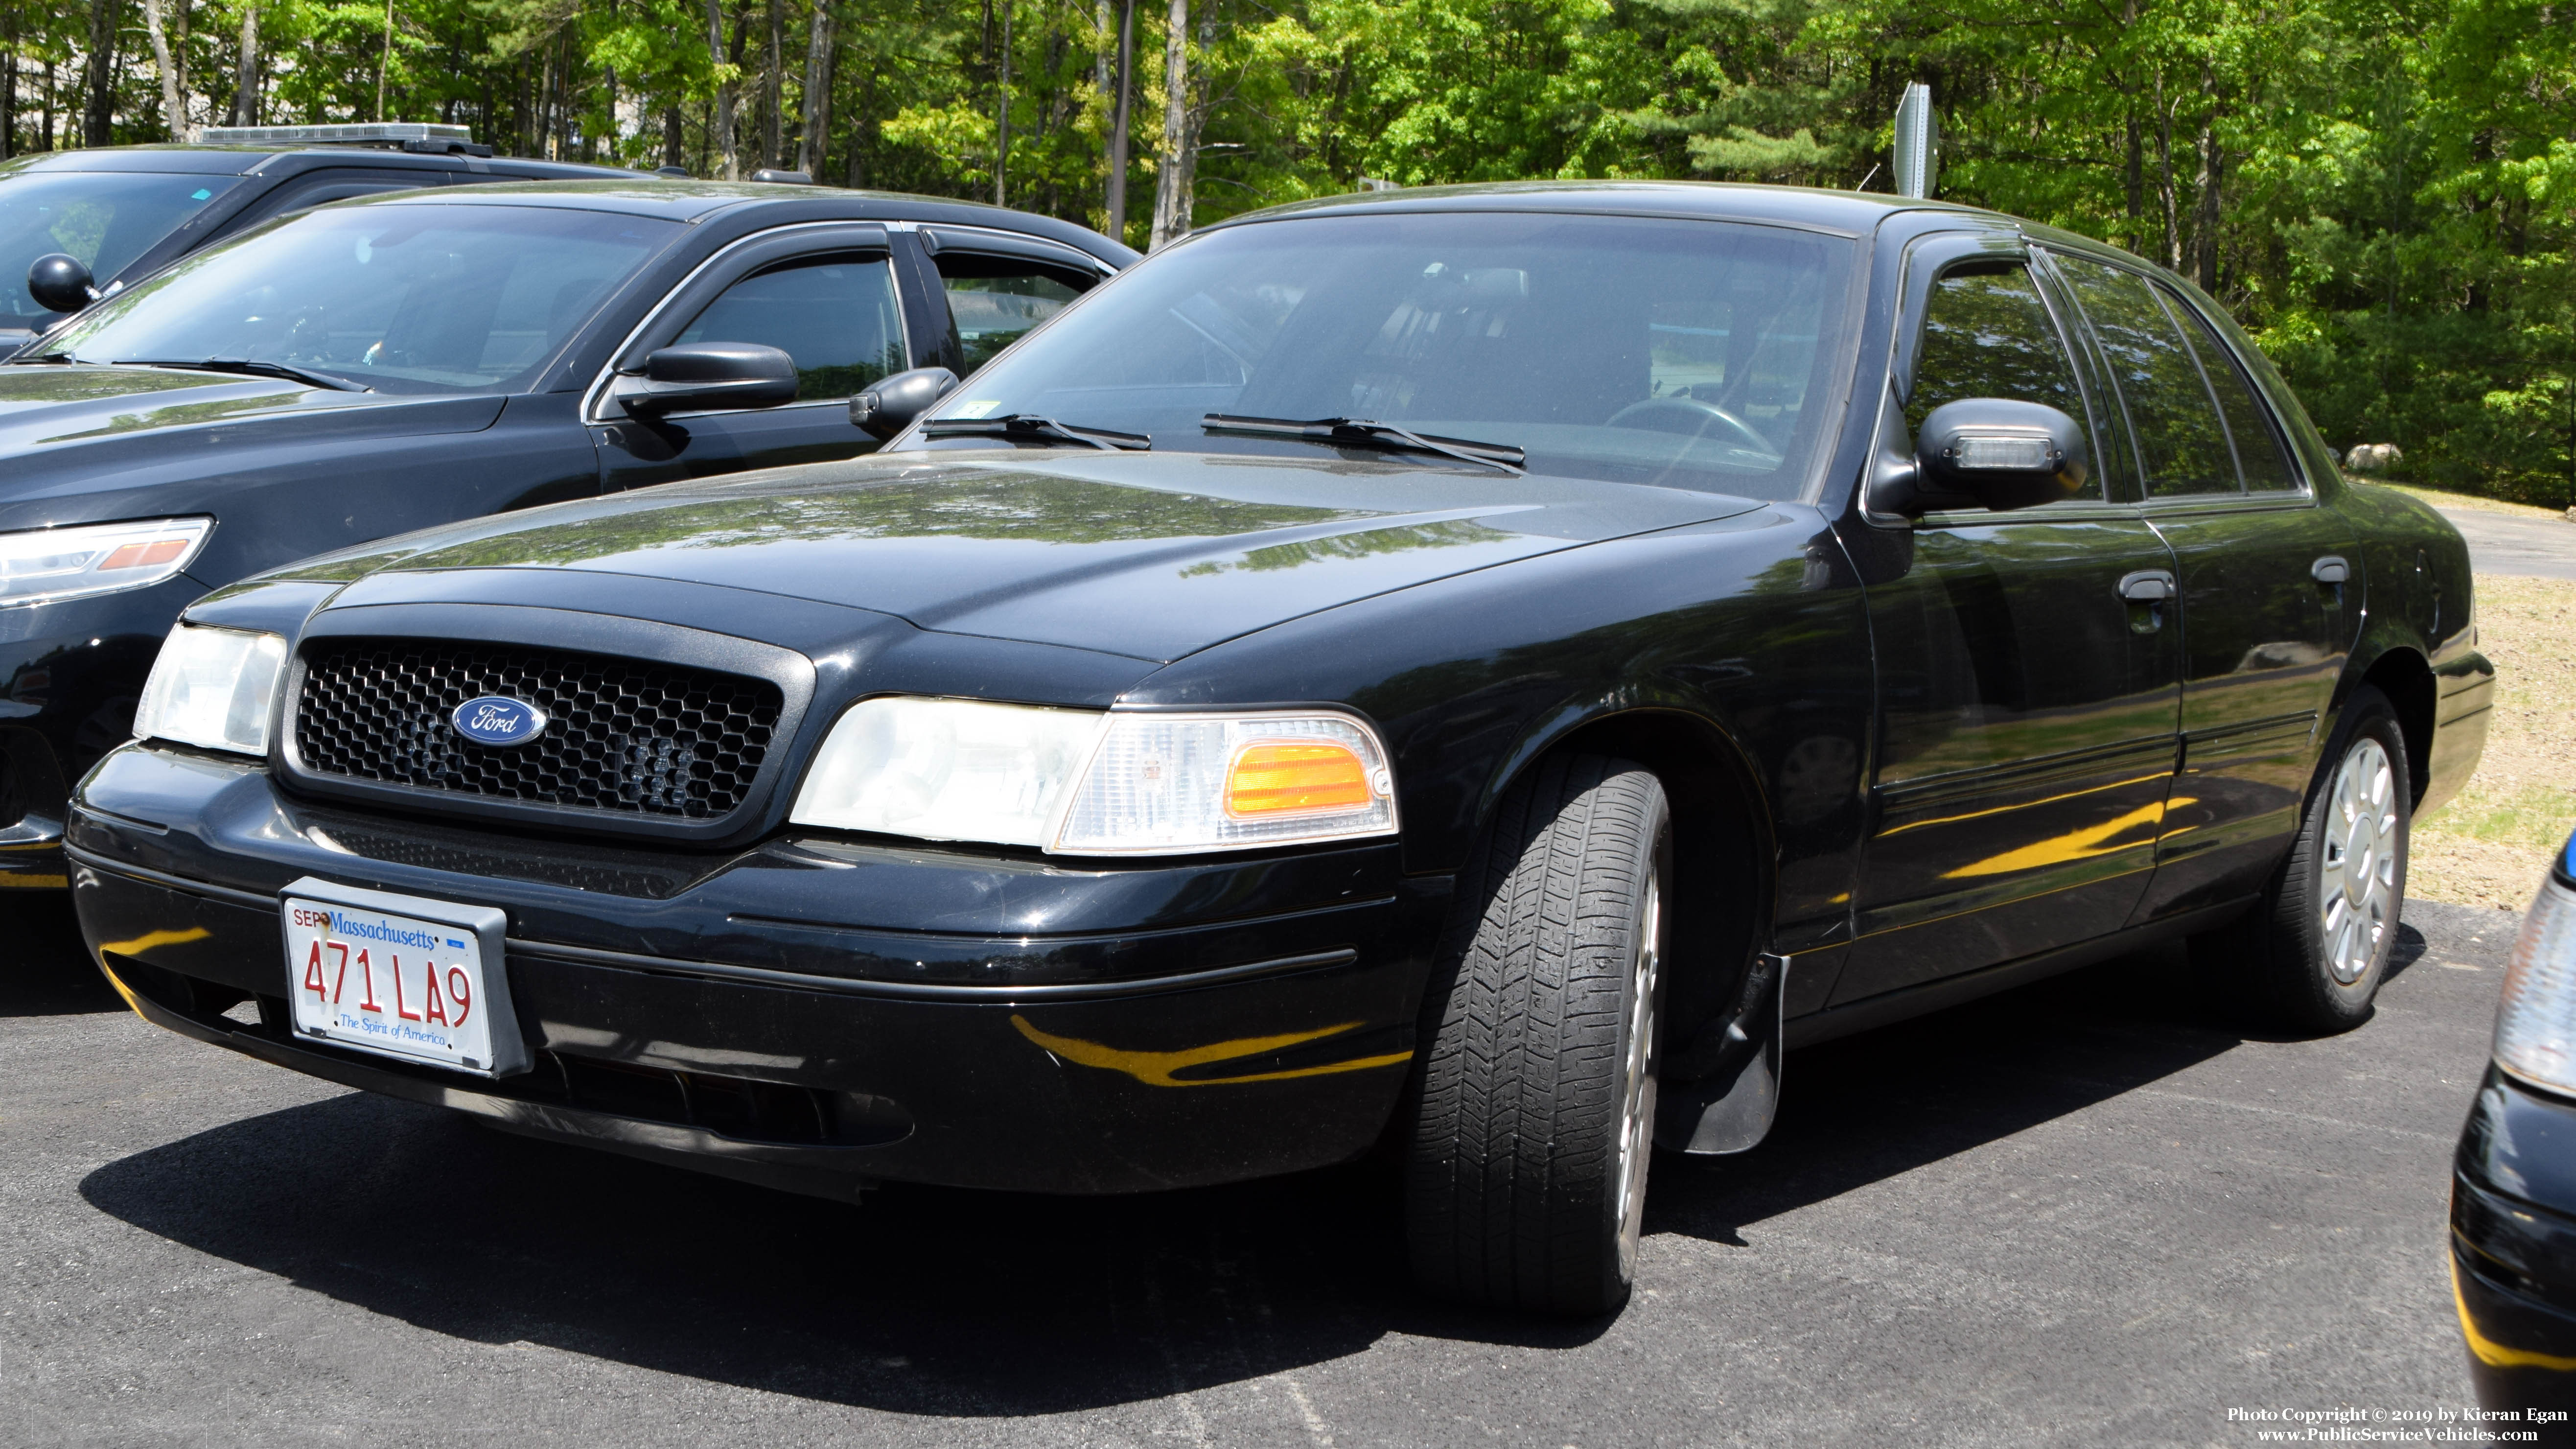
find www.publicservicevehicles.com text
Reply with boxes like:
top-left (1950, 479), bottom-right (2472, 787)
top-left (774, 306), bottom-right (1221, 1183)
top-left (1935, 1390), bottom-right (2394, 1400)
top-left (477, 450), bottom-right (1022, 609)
top-left (2229, 1406), bottom-right (2561, 1442)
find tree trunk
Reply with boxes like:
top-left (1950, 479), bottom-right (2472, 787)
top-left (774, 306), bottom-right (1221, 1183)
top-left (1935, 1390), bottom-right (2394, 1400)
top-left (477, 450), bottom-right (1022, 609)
top-left (1147, 0), bottom-right (1188, 248)
top-left (994, 0), bottom-right (1011, 204)
top-left (2194, 112), bottom-right (2222, 293)
top-left (706, 0), bottom-right (738, 178)
top-left (231, 0), bottom-right (258, 125)
top-left (84, 0), bottom-right (118, 145)
top-left (2, 8), bottom-right (17, 158)
top-left (663, 103), bottom-right (683, 168)
top-left (1104, 0), bottom-right (1134, 242)
top-left (139, 0), bottom-right (184, 139)
top-left (2155, 84), bottom-right (2181, 272)
top-left (796, 0), bottom-right (834, 179)
top-left (763, 0), bottom-right (782, 167)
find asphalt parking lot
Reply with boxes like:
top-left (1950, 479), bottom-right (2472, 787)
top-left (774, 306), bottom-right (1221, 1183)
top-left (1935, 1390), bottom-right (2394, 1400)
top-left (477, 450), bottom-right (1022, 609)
top-left (2, 893), bottom-right (2516, 1448)
top-left (2425, 500), bottom-right (2576, 580)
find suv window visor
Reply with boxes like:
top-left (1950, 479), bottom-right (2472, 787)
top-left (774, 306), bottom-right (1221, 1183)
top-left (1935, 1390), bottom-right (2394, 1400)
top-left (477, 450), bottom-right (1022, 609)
top-left (0, 172), bottom-right (246, 326)
top-left (38, 206), bottom-right (681, 396)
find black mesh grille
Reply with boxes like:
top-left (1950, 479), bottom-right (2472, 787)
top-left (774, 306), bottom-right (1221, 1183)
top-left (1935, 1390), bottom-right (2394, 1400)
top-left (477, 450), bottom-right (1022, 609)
top-left (293, 641), bottom-right (782, 820)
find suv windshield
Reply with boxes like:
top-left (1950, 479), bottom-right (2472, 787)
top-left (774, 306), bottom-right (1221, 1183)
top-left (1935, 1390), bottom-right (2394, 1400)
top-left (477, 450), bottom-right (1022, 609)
top-left (920, 210), bottom-right (1858, 498)
top-left (0, 169), bottom-right (246, 328)
top-left (34, 204), bottom-right (679, 393)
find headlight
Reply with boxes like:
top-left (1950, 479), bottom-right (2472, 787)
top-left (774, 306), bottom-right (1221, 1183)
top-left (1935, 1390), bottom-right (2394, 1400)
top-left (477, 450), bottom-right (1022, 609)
top-left (131, 624), bottom-right (288, 757)
top-left (789, 699), bottom-right (1398, 855)
top-left (0, 517), bottom-right (211, 608)
top-left (2495, 876), bottom-right (2576, 1095)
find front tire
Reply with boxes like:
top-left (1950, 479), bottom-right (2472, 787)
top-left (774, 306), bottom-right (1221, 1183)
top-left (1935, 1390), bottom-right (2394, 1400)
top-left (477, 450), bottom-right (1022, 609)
top-left (1404, 753), bottom-right (1669, 1315)
top-left (2206, 685), bottom-right (2412, 1033)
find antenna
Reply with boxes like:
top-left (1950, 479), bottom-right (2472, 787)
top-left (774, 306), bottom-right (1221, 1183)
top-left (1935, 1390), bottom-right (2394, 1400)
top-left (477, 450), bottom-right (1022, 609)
top-left (1893, 83), bottom-right (1938, 199)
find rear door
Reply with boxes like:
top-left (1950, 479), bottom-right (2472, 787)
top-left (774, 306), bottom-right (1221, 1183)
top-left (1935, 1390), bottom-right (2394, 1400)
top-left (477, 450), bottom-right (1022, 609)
top-left (595, 223), bottom-right (908, 491)
top-left (2045, 253), bottom-right (2353, 923)
top-left (1833, 245), bottom-right (2184, 1004)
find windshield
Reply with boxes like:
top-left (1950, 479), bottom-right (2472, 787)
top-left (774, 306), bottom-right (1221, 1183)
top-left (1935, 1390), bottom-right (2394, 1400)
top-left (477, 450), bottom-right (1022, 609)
top-left (0, 170), bottom-right (245, 328)
top-left (917, 211), bottom-right (1859, 498)
top-left (34, 204), bottom-right (679, 394)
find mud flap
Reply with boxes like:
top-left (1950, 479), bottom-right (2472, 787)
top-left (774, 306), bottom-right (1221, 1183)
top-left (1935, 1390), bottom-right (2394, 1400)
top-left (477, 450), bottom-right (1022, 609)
top-left (1654, 952), bottom-right (1785, 1155)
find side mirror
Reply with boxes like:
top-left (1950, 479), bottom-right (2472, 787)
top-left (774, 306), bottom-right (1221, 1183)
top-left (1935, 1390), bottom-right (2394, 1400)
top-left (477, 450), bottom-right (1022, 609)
top-left (26, 253), bottom-right (98, 315)
top-left (1910, 398), bottom-right (2089, 513)
top-left (849, 367), bottom-right (961, 441)
top-left (616, 342), bottom-right (799, 417)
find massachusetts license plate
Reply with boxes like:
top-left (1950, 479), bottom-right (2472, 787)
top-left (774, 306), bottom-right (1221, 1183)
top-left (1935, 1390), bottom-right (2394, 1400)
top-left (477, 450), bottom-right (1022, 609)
top-left (280, 881), bottom-right (519, 1076)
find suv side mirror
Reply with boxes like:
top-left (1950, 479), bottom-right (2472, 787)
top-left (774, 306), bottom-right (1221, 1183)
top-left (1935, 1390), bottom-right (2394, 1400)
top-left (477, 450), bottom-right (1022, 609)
top-left (616, 342), bottom-right (799, 417)
top-left (27, 253), bottom-right (98, 315)
top-left (850, 367), bottom-right (960, 441)
top-left (1909, 398), bottom-right (2089, 514)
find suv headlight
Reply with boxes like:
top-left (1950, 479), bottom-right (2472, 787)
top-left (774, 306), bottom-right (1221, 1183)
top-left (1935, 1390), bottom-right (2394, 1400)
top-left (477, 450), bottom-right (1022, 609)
top-left (2495, 876), bottom-right (2576, 1096)
top-left (789, 698), bottom-right (1398, 855)
top-left (0, 517), bottom-right (211, 608)
top-left (132, 624), bottom-right (288, 757)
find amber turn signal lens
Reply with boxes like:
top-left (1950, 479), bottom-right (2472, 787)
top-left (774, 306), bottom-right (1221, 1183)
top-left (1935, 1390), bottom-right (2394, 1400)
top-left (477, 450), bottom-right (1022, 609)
top-left (99, 538), bottom-right (190, 571)
top-left (1226, 742), bottom-right (1375, 818)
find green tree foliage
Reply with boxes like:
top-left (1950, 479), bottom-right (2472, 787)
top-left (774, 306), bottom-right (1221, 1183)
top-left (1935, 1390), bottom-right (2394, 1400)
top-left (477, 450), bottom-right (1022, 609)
top-left (8, 0), bottom-right (2576, 499)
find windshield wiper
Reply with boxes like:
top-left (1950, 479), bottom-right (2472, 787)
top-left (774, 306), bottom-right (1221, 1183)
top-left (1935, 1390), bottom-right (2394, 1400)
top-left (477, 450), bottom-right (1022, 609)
top-left (8, 350), bottom-right (82, 365)
top-left (111, 357), bottom-right (370, 392)
top-left (1202, 414), bottom-right (1525, 474)
top-left (921, 413), bottom-right (1150, 451)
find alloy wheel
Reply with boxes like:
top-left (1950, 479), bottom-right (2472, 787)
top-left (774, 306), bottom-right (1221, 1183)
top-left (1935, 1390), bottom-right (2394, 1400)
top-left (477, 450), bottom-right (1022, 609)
top-left (2317, 736), bottom-right (2399, 986)
top-left (1613, 866), bottom-right (1662, 1279)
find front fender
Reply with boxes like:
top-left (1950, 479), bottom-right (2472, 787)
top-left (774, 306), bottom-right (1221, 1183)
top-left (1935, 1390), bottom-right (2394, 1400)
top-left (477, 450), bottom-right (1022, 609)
top-left (1121, 502), bottom-right (1875, 952)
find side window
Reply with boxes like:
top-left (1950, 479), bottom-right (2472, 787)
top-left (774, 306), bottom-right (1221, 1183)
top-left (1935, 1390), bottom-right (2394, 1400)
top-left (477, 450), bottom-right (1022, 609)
top-left (2163, 287), bottom-right (2303, 492)
top-left (2053, 255), bottom-right (2239, 498)
top-left (675, 252), bottom-right (906, 400)
top-left (935, 254), bottom-right (1087, 374)
top-left (1907, 262), bottom-right (2100, 502)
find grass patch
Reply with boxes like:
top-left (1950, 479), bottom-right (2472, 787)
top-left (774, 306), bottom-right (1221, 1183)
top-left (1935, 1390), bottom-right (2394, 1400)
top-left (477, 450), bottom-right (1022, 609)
top-left (2413, 574), bottom-right (2576, 909)
top-left (2372, 480), bottom-right (2576, 522)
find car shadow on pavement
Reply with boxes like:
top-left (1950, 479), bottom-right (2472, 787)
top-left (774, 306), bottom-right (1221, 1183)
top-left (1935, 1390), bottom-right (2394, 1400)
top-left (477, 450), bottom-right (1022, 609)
top-left (0, 896), bottom-right (121, 1017)
top-left (1643, 938), bottom-right (2274, 1248)
top-left (73, 932), bottom-right (2391, 1413)
top-left (79, 1084), bottom-right (1591, 1414)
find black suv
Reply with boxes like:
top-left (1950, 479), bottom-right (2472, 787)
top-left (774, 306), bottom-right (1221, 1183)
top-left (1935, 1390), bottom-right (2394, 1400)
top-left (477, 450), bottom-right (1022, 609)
top-left (0, 179), bottom-right (1131, 887)
top-left (0, 123), bottom-right (630, 348)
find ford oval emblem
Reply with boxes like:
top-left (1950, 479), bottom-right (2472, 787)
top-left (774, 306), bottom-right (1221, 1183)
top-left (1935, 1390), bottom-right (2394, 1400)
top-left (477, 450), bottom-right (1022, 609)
top-left (450, 696), bottom-right (548, 747)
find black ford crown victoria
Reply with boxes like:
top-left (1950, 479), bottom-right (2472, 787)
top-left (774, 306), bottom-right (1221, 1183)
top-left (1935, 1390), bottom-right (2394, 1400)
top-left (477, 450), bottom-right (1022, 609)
top-left (69, 182), bottom-right (2491, 1315)
top-left (0, 179), bottom-right (1128, 886)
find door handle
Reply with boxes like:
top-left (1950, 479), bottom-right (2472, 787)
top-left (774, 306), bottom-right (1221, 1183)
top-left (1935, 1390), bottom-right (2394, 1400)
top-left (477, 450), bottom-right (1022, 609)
top-left (2118, 569), bottom-right (2177, 603)
top-left (2312, 555), bottom-right (2349, 584)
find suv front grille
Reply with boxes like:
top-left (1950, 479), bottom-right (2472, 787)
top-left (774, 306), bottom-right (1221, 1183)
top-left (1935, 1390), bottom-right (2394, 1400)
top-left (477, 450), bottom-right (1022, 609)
top-left (293, 640), bottom-right (783, 820)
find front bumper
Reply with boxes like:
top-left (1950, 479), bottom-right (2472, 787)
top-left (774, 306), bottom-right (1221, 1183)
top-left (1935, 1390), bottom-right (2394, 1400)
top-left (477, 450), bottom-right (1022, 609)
top-left (70, 743), bottom-right (1448, 1197)
top-left (2452, 1066), bottom-right (2576, 1415)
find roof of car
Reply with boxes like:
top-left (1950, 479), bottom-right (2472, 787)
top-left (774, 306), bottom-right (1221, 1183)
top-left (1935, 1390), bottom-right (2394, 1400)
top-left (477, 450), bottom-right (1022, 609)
top-left (0, 144), bottom-right (629, 179)
top-left (345, 178), bottom-right (1140, 263)
top-left (1204, 179), bottom-right (2007, 237)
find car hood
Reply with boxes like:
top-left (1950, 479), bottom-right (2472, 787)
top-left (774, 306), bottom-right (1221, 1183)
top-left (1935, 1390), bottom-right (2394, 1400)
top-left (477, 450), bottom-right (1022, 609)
top-left (0, 364), bottom-right (503, 519)
top-left (295, 450), bottom-right (1770, 662)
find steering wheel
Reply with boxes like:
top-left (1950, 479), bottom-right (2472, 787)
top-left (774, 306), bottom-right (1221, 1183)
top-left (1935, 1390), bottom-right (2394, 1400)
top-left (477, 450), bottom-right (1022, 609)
top-left (1606, 396), bottom-right (1773, 454)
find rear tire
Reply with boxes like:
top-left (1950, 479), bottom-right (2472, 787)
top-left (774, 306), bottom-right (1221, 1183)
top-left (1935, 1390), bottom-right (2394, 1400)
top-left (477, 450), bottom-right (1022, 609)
top-left (2199, 685), bottom-right (2412, 1034)
top-left (1404, 753), bottom-right (1670, 1315)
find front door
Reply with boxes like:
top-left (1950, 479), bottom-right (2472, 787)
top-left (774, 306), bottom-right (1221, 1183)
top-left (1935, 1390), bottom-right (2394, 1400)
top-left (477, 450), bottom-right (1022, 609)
top-left (1833, 255), bottom-right (2184, 1005)
top-left (2045, 254), bottom-right (2353, 921)
top-left (597, 228), bottom-right (912, 492)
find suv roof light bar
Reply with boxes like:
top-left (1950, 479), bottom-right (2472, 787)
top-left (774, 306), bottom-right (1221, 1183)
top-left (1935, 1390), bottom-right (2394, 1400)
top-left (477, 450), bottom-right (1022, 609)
top-left (198, 122), bottom-right (494, 157)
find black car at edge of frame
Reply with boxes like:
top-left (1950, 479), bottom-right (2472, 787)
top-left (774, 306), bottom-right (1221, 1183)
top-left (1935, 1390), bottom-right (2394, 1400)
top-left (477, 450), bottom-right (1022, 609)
top-left (0, 123), bottom-right (630, 348)
top-left (69, 181), bottom-right (2491, 1316)
top-left (0, 178), bottom-right (1132, 888)
top-left (2457, 826), bottom-right (2576, 1418)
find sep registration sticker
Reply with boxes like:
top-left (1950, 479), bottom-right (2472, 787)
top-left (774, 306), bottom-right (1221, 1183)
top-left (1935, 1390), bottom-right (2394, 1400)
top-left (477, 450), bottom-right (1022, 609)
top-left (282, 894), bottom-right (503, 1074)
